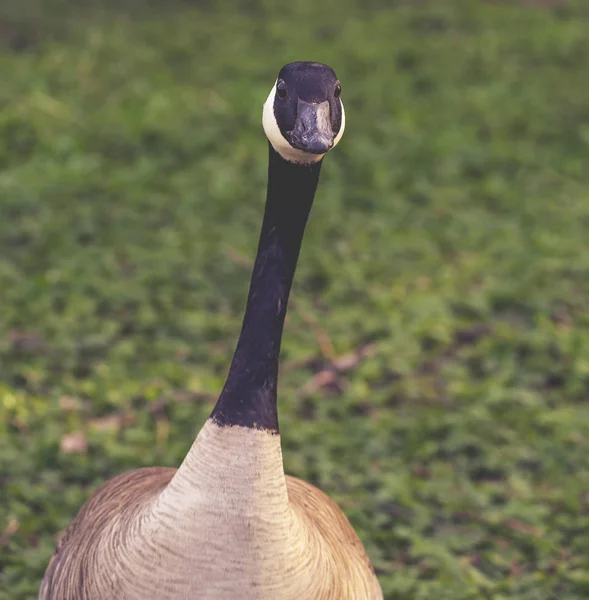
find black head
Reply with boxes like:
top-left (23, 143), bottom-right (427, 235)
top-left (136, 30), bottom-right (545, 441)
top-left (263, 62), bottom-right (345, 164)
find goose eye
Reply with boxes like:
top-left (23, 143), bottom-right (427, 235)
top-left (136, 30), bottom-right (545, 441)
top-left (276, 82), bottom-right (287, 99)
top-left (334, 83), bottom-right (342, 98)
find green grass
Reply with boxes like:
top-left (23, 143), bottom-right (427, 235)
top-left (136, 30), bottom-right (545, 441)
top-left (2, 0), bottom-right (589, 598)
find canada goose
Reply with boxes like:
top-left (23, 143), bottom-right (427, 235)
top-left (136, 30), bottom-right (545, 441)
top-left (40, 62), bottom-right (383, 600)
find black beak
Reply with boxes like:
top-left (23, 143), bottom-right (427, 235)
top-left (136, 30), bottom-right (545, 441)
top-left (287, 100), bottom-right (334, 154)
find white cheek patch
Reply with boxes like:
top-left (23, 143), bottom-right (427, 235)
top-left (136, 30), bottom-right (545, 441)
top-left (262, 81), bottom-right (345, 164)
top-left (333, 100), bottom-right (345, 147)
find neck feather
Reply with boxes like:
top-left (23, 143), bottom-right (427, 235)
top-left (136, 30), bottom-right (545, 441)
top-left (209, 145), bottom-right (322, 432)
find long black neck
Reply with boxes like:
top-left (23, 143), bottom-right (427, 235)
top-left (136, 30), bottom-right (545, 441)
top-left (209, 146), bottom-right (323, 433)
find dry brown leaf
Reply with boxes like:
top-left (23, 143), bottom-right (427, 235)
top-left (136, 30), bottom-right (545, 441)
top-left (59, 396), bottom-right (83, 411)
top-left (60, 431), bottom-right (88, 454)
top-left (0, 518), bottom-right (19, 546)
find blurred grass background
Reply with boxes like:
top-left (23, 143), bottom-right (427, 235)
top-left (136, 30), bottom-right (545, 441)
top-left (1, 0), bottom-right (589, 598)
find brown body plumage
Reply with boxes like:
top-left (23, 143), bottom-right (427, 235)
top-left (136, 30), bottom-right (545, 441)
top-left (40, 62), bottom-right (382, 599)
top-left (40, 424), bottom-right (382, 599)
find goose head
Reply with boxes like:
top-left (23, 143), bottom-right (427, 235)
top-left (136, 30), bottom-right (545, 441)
top-left (263, 61), bottom-right (345, 164)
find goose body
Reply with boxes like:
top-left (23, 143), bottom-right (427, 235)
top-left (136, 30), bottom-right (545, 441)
top-left (40, 62), bottom-right (383, 600)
